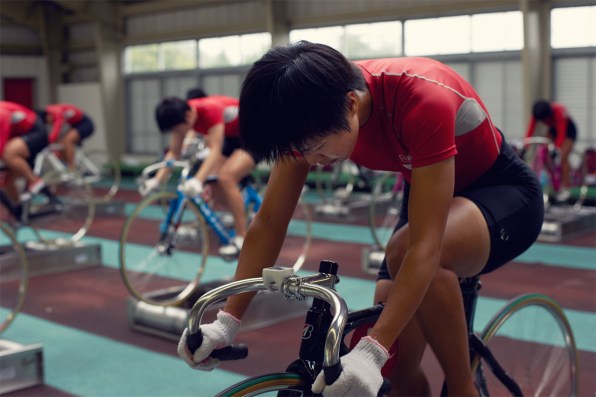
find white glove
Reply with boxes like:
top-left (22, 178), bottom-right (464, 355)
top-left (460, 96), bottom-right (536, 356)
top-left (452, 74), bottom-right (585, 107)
top-left (182, 178), bottom-right (204, 198)
top-left (177, 310), bottom-right (241, 371)
top-left (312, 336), bottom-right (389, 396)
top-left (138, 177), bottom-right (160, 197)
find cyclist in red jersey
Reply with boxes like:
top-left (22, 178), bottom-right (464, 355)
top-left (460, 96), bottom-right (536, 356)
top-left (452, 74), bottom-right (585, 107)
top-left (177, 42), bottom-right (544, 396)
top-left (525, 100), bottom-right (578, 201)
top-left (0, 101), bottom-right (49, 203)
top-left (147, 94), bottom-right (256, 257)
top-left (37, 103), bottom-right (95, 169)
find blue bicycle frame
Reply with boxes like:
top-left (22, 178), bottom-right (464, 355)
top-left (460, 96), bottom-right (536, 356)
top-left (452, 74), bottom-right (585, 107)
top-left (160, 178), bottom-right (262, 246)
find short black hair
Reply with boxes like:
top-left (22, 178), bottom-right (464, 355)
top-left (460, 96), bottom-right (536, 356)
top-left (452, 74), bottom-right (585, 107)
top-left (239, 41), bottom-right (366, 163)
top-left (155, 97), bottom-right (190, 133)
top-left (186, 87), bottom-right (208, 99)
top-left (532, 100), bottom-right (552, 120)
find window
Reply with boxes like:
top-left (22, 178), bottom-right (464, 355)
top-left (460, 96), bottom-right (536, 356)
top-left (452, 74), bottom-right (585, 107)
top-left (290, 21), bottom-right (402, 59)
top-left (405, 16), bottom-right (471, 56)
top-left (199, 33), bottom-right (271, 68)
top-left (125, 44), bottom-right (159, 73)
top-left (551, 6), bottom-right (596, 48)
top-left (471, 12), bottom-right (523, 52)
top-left (161, 40), bottom-right (197, 71)
top-left (345, 22), bottom-right (402, 59)
top-left (289, 26), bottom-right (344, 51)
top-left (125, 41), bottom-right (196, 73)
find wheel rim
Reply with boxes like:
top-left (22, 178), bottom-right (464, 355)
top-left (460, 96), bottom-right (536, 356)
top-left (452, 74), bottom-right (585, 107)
top-left (119, 192), bottom-right (209, 306)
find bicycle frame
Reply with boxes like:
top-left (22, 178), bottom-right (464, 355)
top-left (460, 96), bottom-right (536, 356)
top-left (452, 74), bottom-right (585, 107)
top-left (146, 159), bottom-right (262, 247)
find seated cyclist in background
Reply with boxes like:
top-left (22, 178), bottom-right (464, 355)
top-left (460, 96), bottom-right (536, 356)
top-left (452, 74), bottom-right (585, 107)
top-left (0, 101), bottom-right (49, 203)
top-left (525, 100), bottom-right (578, 202)
top-left (176, 42), bottom-right (545, 396)
top-left (144, 93), bottom-right (256, 257)
top-left (38, 103), bottom-right (95, 169)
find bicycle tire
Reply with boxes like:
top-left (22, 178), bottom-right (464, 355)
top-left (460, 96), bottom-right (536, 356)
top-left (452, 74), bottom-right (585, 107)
top-left (78, 149), bottom-right (121, 203)
top-left (368, 172), bottom-right (403, 249)
top-left (471, 293), bottom-right (579, 396)
top-left (29, 169), bottom-right (95, 244)
top-left (0, 223), bottom-right (29, 334)
top-left (215, 372), bottom-right (307, 397)
top-left (119, 191), bottom-right (210, 306)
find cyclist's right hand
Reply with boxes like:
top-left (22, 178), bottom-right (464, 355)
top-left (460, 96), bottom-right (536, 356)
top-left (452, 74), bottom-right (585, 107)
top-left (138, 177), bottom-right (160, 197)
top-left (177, 310), bottom-right (241, 371)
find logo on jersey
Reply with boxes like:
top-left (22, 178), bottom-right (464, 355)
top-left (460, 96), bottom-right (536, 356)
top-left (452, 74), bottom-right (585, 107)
top-left (399, 154), bottom-right (412, 170)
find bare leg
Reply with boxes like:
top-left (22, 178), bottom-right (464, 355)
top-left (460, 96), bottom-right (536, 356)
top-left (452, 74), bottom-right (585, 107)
top-left (384, 197), bottom-right (488, 396)
top-left (559, 138), bottom-right (573, 189)
top-left (215, 150), bottom-right (255, 237)
top-left (61, 129), bottom-right (81, 169)
top-left (2, 138), bottom-right (39, 186)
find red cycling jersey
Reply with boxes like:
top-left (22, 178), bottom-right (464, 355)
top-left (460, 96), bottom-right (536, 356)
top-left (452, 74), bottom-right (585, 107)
top-left (524, 102), bottom-right (568, 148)
top-left (188, 96), bottom-right (239, 138)
top-left (0, 101), bottom-right (38, 156)
top-left (351, 58), bottom-right (502, 193)
top-left (45, 103), bottom-right (84, 143)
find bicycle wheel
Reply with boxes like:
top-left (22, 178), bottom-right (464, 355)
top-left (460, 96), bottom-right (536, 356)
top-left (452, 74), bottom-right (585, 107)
top-left (119, 191), bottom-right (210, 306)
top-left (368, 172), bottom-right (403, 249)
top-left (0, 223), bottom-right (28, 334)
top-left (472, 293), bottom-right (579, 397)
top-left (77, 149), bottom-right (121, 203)
top-left (216, 373), bottom-right (307, 397)
top-left (29, 169), bottom-right (95, 244)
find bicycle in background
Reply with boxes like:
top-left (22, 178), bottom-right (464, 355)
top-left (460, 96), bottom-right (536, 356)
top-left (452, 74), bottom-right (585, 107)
top-left (368, 171), bottom-right (405, 250)
top-left (119, 159), bottom-right (312, 307)
top-left (0, 222), bottom-right (28, 334)
top-left (0, 163), bottom-right (95, 246)
top-left (33, 143), bottom-right (121, 204)
top-left (520, 137), bottom-right (588, 210)
top-left (184, 261), bottom-right (578, 396)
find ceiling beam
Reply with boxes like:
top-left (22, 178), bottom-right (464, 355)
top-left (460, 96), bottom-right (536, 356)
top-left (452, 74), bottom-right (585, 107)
top-left (120, 0), bottom-right (252, 17)
top-left (0, 0), bottom-right (41, 31)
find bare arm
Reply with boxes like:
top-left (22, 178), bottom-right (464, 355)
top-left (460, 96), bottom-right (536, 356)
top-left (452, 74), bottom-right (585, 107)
top-left (193, 123), bottom-right (224, 182)
top-left (369, 157), bottom-right (454, 350)
top-left (154, 132), bottom-right (184, 183)
top-left (223, 156), bottom-right (311, 319)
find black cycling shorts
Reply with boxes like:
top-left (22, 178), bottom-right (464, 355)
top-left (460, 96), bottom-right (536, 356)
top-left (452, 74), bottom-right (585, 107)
top-left (20, 118), bottom-right (49, 167)
top-left (377, 137), bottom-right (544, 281)
top-left (72, 114), bottom-right (95, 142)
top-left (222, 136), bottom-right (242, 157)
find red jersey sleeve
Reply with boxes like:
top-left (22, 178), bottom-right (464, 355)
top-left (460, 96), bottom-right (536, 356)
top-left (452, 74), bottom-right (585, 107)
top-left (0, 109), bottom-right (11, 156)
top-left (525, 116), bottom-right (537, 139)
top-left (46, 105), bottom-right (64, 143)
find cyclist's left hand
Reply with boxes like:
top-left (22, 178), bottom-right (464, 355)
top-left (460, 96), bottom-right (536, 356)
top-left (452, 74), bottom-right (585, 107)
top-left (182, 178), bottom-right (203, 198)
top-left (312, 336), bottom-right (388, 396)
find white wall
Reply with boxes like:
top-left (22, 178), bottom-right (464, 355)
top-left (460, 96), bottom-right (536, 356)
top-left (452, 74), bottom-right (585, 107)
top-left (58, 83), bottom-right (107, 152)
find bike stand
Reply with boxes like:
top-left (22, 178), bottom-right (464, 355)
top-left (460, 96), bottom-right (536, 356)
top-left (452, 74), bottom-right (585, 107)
top-left (0, 241), bottom-right (101, 277)
top-left (538, 206), bottom-right (596, 242)
top-left (93, 200), bottom-right (126, 216)
top-left (127, 279), bottom-right (312, 341)
top-left (362, 245), bottom-right (385, 276)
top-left (314, 193), bottom-right (373, 218)
top-left (0, 339), bottom-right (44, 394)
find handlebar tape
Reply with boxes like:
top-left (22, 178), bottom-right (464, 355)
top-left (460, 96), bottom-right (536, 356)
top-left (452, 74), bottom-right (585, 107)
top-left (185, 330), bottom-right (204, 354)
top-left (323, 361), bottom-right (342, 385)
top-left (211, 345), bottom-right (249, 361)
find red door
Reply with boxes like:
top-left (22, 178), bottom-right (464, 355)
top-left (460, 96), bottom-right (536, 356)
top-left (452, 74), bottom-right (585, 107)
top-left (3, 78), bottom-right (34, 109)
